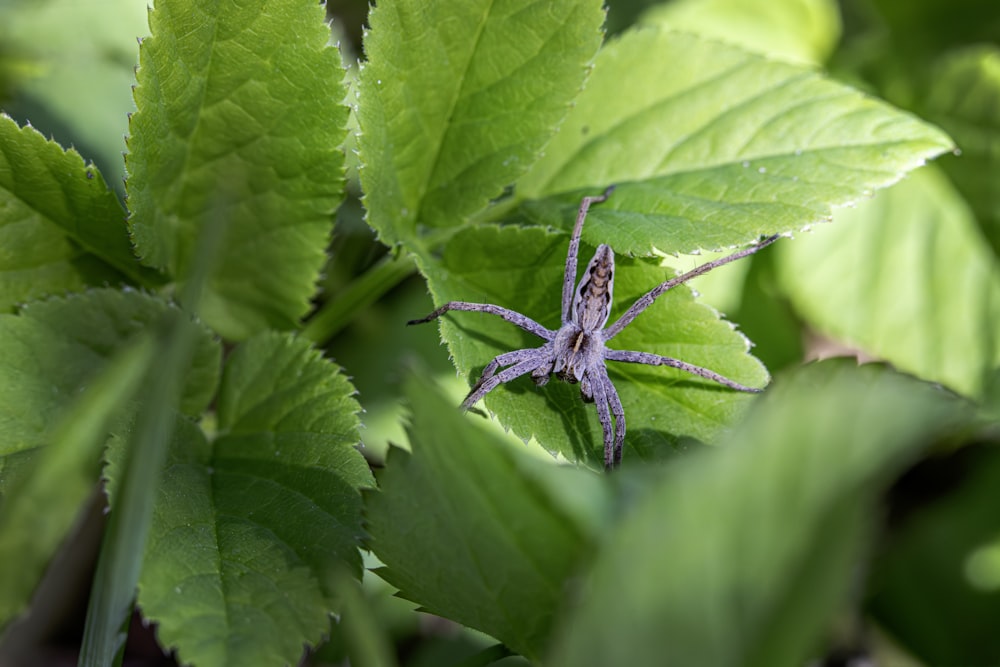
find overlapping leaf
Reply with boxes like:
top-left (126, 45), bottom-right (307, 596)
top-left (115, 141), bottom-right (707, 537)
top-left (0, 115), bottom-right (155, 310)
top-left (776, 167), bottom-right (1000, 398)
top-left (0, 0), bottom-right (148, 186)
top-left (416, 224), bottom-right (767, 468)
top-left (0, 340), bottom-right (153, 629)
top-left (641, 0), bottom-right (841, 64)
top-left (868, 446), bottom-right (1000, 666)
top-left (918, 46), bottom-right (1000, 255)
top-left (357, 0), bottom-right (605, 245)
top-left (0, 288), bottom-right (219, 467)
top-left (127, 0), bottom-right (348, 339)
top-left (548, 361), bottom-right (968, 667)
top-left (365, 374), bottom-right (612, 660)
top-left (103, 332), bottom-right (372, 667)
top-left (513, 28), bottom-right (953, 255)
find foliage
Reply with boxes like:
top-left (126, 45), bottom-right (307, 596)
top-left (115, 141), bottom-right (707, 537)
top-left (0, 0), bottom-right (997, 665)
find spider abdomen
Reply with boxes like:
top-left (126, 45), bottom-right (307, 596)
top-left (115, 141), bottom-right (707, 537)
top-left (572, 244), bottom-right (614, 332)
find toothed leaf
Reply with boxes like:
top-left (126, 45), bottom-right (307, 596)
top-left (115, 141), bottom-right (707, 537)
top-left (415, 224), bottom-right (767, 468)
top-left (357, 0), bottom-right (605, 245)
top-left (0, 115), bottom-right (157, 310)
top-left (104, 332), bottom-right (372, 667)
top-left (127, 0), bottom-right (349, 339)
top-left (514, 29), bottom-right (954, 255)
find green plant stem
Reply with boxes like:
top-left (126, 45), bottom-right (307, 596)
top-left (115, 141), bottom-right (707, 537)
top-left (302, 252), bottom-right (415, 343)
top-left (77, 312), bottom-right (198, 667)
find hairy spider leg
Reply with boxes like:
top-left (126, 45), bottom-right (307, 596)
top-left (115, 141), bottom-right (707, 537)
top-left (461, 347), bottom-right (550, 406)
top-left (604, 349), bottom-right (763, 393)
top-left (588, 366), bottom-right (627, 469)
top-left (408, 301), bottom-right (555, 341)
top-left (562, 185), bottom-right (616, 325)
top-left (603, 233), bottom-right (783, 341)
top-left (460, 351), bottom-right (553, 411)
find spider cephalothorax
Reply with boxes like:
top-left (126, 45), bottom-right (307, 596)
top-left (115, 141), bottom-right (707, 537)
top-left (409, 187), bottom-right (780, 469)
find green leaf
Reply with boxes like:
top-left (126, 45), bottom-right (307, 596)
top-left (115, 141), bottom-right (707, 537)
top-left (0, 114), bottom-right (157, 310)
top-left (0, 0), bottom-right (148, 187)
top-left (514, 28), bottom-right (954, 255)
top-left (105, 332), bottom-right (372, 667)
top-left (776, 166), bottom-right (1000, 398)
top-left (415, 223), bottom-right (767, 467)
top-left (641, 0), bottom-right (841, 64)
top-left (127, 0), bottom-right (349, 339)
top-left (0, 288), bottom-right (219, 468)
top-left (868, 0), bottom-right (1000, 61)
top-left (365, 373), bottom-right (612, 660)
top-left (357, 0), bottom-right (606, 246)
top-left (81, 301), bottom-right (206, 667)
top-left (868, 445), bottom-right (1000, 666)
top-left (0, 338), bottom-right (153, 630)
top-left (547, 361), bottom-right (968, 667)
top-left (918, 45), bottom-right (1000, 256)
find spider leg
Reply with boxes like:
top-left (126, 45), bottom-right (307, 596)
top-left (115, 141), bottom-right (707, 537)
top-left (603, 234), bottom-right (782, 341)
top-left (602, 368), bottom-right (627, 467)
top-left (461, 350), bottom-right (552, 410)
top-left (562, 186), bottom-right (616, 325)
top-left (408, 301), bottom-right (554, 341)
top-left (605, 349), bottom-right (764, 393)
top-left (587, 367), bottom-right (625, 469)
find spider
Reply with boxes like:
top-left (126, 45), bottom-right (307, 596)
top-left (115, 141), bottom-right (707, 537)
top-left (409, 186), bottom-right (781, 469)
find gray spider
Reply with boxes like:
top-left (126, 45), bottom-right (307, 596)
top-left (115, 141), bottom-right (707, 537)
top-left (409, 186), bottom-right (781, 469)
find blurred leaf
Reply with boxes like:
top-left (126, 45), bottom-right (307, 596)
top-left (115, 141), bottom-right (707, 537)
top-left (776, 166), bottom-right (1000, 398)
top-left (868, 0), bottom-right (1000, 62)
top-left (127, 0), bottom-right (348, 339)
top-left (416, 224), bottom-right (767, 467)
top-left (514, 28), bottom-right (953, 255)
top-left (547, 361), bottom-right (968, 667)
top-left (641, 0), bottom-right (841, 64)
top-left (0, 0), bottom-right (147, 186)
top-left (0, 114), bottom-right (158, 310)
top-left (918, 45), bottom-right (1000, 256)
top-left (869, 445), bottom-right (1000, 666)
top-left (0, 338), bottom-right (153, 630)
top-left (0, 288), bottom-right (219, 470)
top-left (365, 373), bottom-right (613, 660)
top-left (103, 332), bottom-right (372, 667)
top-left (357, 0), bottom-right (605, 245)
top-left (80, 301), bottom-right (205, 667)
top-left (727, 250), bottom-right (805, 373)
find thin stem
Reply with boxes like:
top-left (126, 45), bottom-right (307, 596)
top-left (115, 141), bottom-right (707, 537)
top-left (302, 252), bottom-right (416, 344)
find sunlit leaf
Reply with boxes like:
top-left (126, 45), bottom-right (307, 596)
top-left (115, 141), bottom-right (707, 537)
top-left (641, 0), bottom-right (841, 64)
top-left (357, 0), bottom-right (605, 245)
top-left (776, 166), bottom-right (1000, 398)
top-left (514, 28), bottom-right (953, 255)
